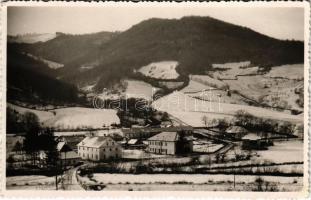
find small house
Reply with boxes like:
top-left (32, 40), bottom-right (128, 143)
top-left (77, 136), bottom-right (122, 161)
top-left (242, 134), bottom-right (262, 150)
top-left (39, 141), bottom-right (81, 168)
top-left (126, 139), bottom-right (146, 149)
top-left (226, 126), bottom-right (248, 140)
top-left (146, 131), bottom-right (193, 155)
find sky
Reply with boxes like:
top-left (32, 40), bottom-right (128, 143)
top-left (8, 6), bottom-right (304, 41)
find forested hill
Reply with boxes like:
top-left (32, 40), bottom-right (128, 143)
top-left (11, 31), bottom-right (118, 66)
top-left (7, 46), bottom-right (82, 105)
top-left (8, 16), bottom-right (304, 95)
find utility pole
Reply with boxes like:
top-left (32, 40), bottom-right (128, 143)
top-left (55, 172), bottom-right (58, 190)
top-left (233, 171), bottom-right (236, 190)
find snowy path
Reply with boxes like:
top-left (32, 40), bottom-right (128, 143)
top-left (62, 167), bottom-right (84, 190)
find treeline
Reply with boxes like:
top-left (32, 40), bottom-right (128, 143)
top-left (7, 111), bottom-right (61, 178)
top-left (233, 110), bottom-right (302, 135)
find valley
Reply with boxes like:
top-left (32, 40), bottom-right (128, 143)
top-left (6, 14), bottom-right (305, 192)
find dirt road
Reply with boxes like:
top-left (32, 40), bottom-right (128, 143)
top-left (61, 167), bottom-right (84, 190)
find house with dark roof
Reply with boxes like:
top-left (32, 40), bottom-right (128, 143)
top-left (146, 131), bottom-right (193, 155)
top-left (39, 141), bottom-right (81, 168)
top-left (242, 134), bottom-right (264, 150)
top-left (77, 136), bottom-right (122, 161)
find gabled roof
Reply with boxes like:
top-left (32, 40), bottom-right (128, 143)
top-left (57, 142), bottom-right (66, 151)
top-left (147, 132), bottom-right (179, 142)
top-left (77, 136), bottom-right (116, 148)
top-left (242, 134), bottom-right (261, 141)
top-left (128, 139), bottom-right (139, 145)
top-left (57, 141), bottom-right (72, 152)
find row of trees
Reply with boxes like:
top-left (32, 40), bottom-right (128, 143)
top-left (234, 110), bottom-right (302, 135)
top-left (9, 111), bottom-right (59, 168)
top-left (202, 110), bottom-right (302, 136)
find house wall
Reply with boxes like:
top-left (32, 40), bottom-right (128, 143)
top-left (147, 141), bottom-right (176, 155)
top-left (98, 145), bottom-right (122, 160)
top-left (78, 146), bottom-right (100, 161)
top-left (78, 143), bottom-right (122, 161)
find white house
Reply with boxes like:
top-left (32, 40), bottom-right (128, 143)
top-left (146, 131), bottom-right (193, 155)
top-left (77, 136), bottom-right (122, 161)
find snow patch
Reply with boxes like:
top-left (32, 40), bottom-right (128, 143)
top-left (138, 61), bottom-right (180, 79)
top-left (23, 53), bottom-right (64, 69)
top-left (265, 64), bottom-right (303, 80)
top-left (9, 33), bottom-right (57, 44)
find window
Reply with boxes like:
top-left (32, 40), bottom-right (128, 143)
top-left (115, 148), bottom-right (118, 151)
top-left (96, 155), bottom-right (98, 160)
top-left (110, 148), bottom-right (112, 151)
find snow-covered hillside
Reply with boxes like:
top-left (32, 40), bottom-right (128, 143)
top-left (138, 61), bottom-right (179, 79)
top-left (264, 64), bottom-right (303, 80)
top-left (8, 33), bottom-right (57, 44)
top-left (209, 61), bottom-right (258, 80)
top-left (152, 92), bottom-right (302, 127)
top-left (125, 80), bottom-right (159, 100)
top-left (8, 104), bottom-right (120, 129)
top-left (23, 53), bottom-right (64, 69)
top-left (84, 79), bottom-right (159, 101)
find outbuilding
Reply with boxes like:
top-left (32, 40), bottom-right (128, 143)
top-left (226, 126), bottom-right (248, 140)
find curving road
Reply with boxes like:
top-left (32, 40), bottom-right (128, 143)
top-left (62, 167), bottom-right (84, 190)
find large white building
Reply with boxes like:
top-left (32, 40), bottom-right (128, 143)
top-left (77, 136), bottom-right (122, 161)
top-left (146, 131), bottom-right (193, 155)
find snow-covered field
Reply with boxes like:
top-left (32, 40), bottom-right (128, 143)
top-left (191, 75), bottom-right (228, 89)
top-left (44, 107), bottom-right (120, 129)
top-left (265, 64), bottom-right (304, 80)
top-left (212, 61), bottom-right (251, 69)
top-left (8, 104), bottom-right (120, 129)
top-left (125, 80), bottom-right (159, 100)
top-left (86, 79), bottom-right (159, 101)
top-left (138, 61), bottom-right (179, 79)
top-left (79, 173), bottom-right (302, 192)
top-left (8, 103), bottom-right (54, 122)
top-left (152, 92), bottom-right (302, 127)
top-left (181, 79), bottom-right (214, 93)
top-left (9, 33), bottom-right (57, 44)
top-left (6, 175), bottom-right (56, 190)
top-left (255, 140), bottom-right (303, 163)
top-left (209, 61), bottom-right (258, 80)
